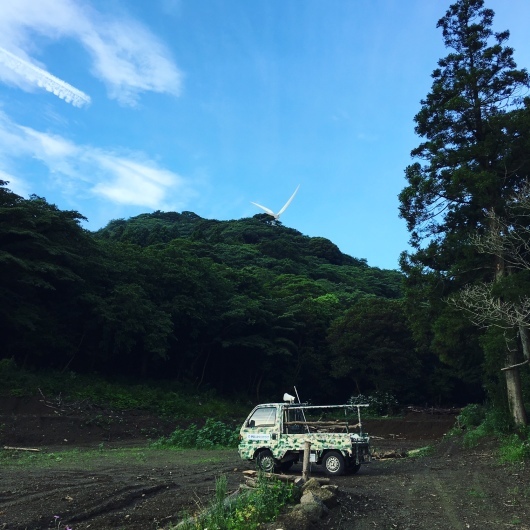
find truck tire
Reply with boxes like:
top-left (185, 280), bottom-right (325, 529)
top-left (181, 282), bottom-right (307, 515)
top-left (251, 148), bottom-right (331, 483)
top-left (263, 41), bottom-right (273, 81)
top-left (322, 451), bottom-right (346, 476)
top-left (257, 450), bottom-right (278, 473)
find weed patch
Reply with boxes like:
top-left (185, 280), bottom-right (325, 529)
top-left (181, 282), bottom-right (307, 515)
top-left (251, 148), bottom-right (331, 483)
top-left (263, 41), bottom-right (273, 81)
top-left (153, 418), bottom-right (239, 449)
top-left (175, 473), bottom-right (296, 530)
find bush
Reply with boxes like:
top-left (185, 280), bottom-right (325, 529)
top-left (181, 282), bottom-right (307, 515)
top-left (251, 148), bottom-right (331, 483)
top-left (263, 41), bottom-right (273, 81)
top-left (153, 419), bottom-right (239, 449)
top-left (456, 404), bottom-right (486, 430)
top-left (456, 405), bottom-right (530, 462)
top-left (348, 391), bottom-right (399, 416)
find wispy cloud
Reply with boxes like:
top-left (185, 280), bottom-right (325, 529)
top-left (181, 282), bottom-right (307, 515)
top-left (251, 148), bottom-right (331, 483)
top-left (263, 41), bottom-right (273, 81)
top-left (0, 169), bottom-right (31, 197)
top-left (0, 0), bottom-right (182, 106)
top-left (91, 154), bottom-right (186, 209)
top-left (0, 111), bottom-right (191, 211)
top-left (0, 47), bottom-right (90, 107)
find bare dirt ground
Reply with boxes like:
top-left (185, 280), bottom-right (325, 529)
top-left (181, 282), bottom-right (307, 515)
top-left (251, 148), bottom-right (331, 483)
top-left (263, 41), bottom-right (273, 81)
top-left (0, 397), bottom-right (529, 530)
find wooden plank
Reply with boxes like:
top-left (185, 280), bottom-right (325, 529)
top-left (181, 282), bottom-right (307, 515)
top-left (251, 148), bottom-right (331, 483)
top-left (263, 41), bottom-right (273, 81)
top-left (3, 446), bottom-right (41, 452)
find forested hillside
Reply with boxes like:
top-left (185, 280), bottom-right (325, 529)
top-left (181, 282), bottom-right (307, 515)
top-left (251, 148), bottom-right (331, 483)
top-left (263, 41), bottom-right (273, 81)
top-left (4, 0), bottom-right (530, 422)
top-left (1, 180), bottom-right (469, 405)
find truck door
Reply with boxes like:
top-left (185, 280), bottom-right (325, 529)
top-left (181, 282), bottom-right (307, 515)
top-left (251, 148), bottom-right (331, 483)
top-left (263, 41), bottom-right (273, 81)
top-left (243, 405), bottom-right (281, 454)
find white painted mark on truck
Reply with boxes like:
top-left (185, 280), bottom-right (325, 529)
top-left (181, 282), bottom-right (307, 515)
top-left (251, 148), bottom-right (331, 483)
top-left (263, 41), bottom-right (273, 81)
top-left (246, 433), bottom-right (271, 441)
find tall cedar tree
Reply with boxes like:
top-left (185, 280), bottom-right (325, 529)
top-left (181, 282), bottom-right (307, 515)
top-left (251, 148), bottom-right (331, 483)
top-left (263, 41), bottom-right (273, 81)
top-left (398, 0), bottom-right (530, 422)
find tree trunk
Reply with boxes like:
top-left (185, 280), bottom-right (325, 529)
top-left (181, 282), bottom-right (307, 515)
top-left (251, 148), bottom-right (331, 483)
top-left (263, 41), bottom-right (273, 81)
top-left (519, 326), bottom-right (530, 360)
top-left (494, 240), bottom-right (528, 427)
top-left (504, 347), bottom-right (528, 426)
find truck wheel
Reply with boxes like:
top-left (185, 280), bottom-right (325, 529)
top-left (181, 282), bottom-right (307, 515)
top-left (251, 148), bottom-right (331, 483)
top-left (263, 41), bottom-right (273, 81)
top-left (257, 450), bottom-right (278, 473)
top-left (322, 451), bottom-right (346, 476)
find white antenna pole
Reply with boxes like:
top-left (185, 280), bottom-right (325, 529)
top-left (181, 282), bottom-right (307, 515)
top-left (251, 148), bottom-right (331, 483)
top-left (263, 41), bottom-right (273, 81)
top-left (294, 386), bottom-right (302, 403)
top-left (294, 386), bottom-right (310, 434)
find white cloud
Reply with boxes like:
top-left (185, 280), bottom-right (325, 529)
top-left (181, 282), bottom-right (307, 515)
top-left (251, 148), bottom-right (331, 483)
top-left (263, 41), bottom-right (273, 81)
top-left (0, 111), bottom-right (190, 211)
top-left (0, 169), bottom-right (31, 198)
top-left (20, 127), bottom-right (79, 159)
top-left (0, 47), bottom-right (91, 107)
top-left (0, 0), bottom-right (182, 106)
top-left (91, 154), bottom-right (184, 208)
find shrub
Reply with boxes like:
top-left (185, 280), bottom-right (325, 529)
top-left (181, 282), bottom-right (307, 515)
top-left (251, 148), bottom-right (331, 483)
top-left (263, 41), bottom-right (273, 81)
top-left (348, 391), bottom-right (399, 416)
top-left (456, 404), bottom-right (486, 430)
top-left (153, 419), bottom-right (239, 449)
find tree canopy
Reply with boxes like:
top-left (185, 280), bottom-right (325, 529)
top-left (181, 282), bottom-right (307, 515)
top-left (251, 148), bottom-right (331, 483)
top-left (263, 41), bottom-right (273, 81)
top-left (0, 178), bottom-right (461, 405)
top-left (398, 0), bottom-right (530, 423)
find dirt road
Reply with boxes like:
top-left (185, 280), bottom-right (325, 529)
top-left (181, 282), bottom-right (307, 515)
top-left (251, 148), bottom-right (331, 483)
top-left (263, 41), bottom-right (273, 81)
top-left (1, 399), bottom-right (529, 529)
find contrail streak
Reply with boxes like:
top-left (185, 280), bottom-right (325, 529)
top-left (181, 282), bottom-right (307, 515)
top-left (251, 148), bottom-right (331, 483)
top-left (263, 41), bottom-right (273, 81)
top-left (0, 47), bottom-right (91, 107)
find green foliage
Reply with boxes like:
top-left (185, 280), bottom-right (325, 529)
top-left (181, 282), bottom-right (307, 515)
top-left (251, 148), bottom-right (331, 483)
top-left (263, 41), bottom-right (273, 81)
top-left (397, 0), bottom-right (530, 407)
top-left (329, 298), bottom-right (423, 403)
top-left (457, 406), bottom-right (528, 460)
top-left (0, 178), bottom-right (410, 404)
top-left (454, 404), bottom-right (501, 448)
top-left (348, 392), bottom-right (400, 416)
top-left (153, 419), bottom-right (239, 449)
top-left (176, 473), bottom-right (296, 530)
top-left (0, 363), bottom-right (247, 420)
top-left (498, 433), bottom-right (530, 463)
top-left (455, 404), bottom-right (486, 430)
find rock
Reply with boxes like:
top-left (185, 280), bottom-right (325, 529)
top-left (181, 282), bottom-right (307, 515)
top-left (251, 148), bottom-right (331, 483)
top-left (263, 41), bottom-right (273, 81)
top-left (312, 487), bottom-right (337, 508)
top-left (292, 500), bottom-right (326, 520)
top-left (300, 479), bottom-right (337, 508)
top-left (300, 491), bottom-right (329, 516)
top-left (301, 478), bottom-right (322, 493)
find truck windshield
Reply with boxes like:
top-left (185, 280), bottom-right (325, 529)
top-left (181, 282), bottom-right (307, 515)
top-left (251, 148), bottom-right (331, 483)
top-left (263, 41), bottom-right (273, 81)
top-left (248, 407), bottom-right (276, 427)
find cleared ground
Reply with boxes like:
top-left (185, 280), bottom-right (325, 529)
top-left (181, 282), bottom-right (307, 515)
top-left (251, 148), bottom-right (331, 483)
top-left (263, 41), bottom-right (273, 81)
top-left (0, 398), bottom-right (528, 529)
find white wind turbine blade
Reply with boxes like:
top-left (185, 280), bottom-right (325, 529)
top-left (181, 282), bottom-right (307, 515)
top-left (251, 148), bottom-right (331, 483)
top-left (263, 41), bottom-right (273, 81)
top-left (251, 201), bottom-right (275, 216)
top-left (277, 184), bottom-right (300, 216)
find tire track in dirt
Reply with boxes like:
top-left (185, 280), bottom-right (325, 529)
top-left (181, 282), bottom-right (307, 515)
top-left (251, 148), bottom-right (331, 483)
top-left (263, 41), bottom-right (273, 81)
top-left (66, 483), bottom-right (176, 523)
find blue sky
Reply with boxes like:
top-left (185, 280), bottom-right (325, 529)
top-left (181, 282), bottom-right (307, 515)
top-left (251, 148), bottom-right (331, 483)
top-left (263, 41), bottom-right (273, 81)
top-left (0, 0), bottom-right (529, 270)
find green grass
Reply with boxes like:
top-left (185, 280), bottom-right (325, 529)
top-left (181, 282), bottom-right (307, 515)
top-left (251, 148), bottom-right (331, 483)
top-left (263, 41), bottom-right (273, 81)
top-left (174, 473), bottom-right (297, 530)
top-left (0, 445), bottom-right (157, 468)
top-left (407, 445), bottom-right (434, 457)
top-left (498, 434), bottom-right (530, 463)
top-left (468, 487), bottom-right (487, 499)
top-left (0, 445), bottom-right (231, 470)
top-left (449, 404), bottom-right (530, 464)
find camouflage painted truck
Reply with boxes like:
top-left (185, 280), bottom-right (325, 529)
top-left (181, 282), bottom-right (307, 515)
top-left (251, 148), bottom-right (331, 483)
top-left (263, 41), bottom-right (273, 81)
top-left (238, 398), bottom-right (371, 476)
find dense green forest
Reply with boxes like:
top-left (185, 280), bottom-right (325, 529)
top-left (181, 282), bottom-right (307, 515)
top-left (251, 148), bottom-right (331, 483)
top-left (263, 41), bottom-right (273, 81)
top-left (2, 0), bottom-right (530, 429)
top-left (0, 179), bottom-right (469, 406)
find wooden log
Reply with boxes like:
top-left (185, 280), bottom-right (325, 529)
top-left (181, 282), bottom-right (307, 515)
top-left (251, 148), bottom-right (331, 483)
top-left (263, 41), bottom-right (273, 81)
top-left (302, 440), bottom-right (311, 482)
top-left (3, 446), bottom-right (41, 452)
top-left (285, 421), bottom-right (359, 428)
top-left (242, 470), bottom-right (295, 482)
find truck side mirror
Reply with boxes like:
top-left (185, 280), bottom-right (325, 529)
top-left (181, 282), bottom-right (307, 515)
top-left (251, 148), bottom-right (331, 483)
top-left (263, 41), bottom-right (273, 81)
top-left (248, 420), bottom-right (255, 427)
